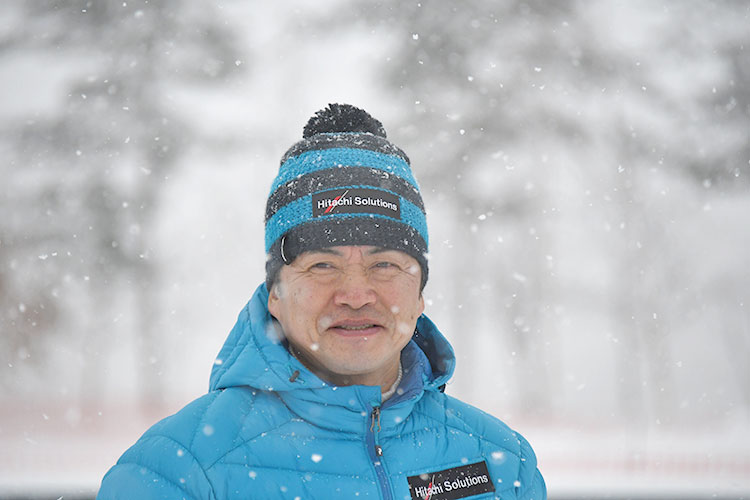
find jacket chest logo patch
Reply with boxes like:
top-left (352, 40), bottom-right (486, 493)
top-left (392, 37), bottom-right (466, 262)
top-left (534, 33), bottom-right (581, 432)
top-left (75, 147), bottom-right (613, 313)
top-left (311, 188), bottom-right (401, 219)
top-left (407, 461), bottom-right (495, 500)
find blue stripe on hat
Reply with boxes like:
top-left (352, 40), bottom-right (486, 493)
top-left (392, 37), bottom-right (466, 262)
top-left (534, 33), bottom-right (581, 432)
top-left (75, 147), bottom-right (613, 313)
top-left (265, 193), bottom-right (428, 252)
top-left (270, 148), bottom-right (418, 194)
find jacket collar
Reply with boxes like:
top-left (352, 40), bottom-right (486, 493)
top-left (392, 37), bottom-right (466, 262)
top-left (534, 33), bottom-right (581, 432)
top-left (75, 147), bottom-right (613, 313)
top-left (209, 284), bottom-right (455, 433)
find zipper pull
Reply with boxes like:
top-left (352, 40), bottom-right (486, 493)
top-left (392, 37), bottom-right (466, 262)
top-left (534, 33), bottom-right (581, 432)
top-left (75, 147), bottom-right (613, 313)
top-left (370, 406), bottom-right (381, 432)
top-left (370, 406), bottom-right (384, 457)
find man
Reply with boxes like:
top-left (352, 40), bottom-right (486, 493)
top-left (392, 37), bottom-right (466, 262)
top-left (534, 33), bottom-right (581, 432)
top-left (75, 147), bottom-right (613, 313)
top-left (97, 104), bottom-right (546, 499)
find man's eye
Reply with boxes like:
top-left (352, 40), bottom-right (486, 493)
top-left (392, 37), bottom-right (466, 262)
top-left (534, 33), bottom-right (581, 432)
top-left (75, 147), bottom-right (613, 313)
top-left (374, 261), bottom-right (396, 269)
top-left (311, 262), bottom-right (333, 270)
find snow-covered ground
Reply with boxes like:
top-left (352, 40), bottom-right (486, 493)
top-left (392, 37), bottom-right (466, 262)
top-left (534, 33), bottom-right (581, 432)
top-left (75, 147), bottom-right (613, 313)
top-left (527, 421), bottom-right (750, 498)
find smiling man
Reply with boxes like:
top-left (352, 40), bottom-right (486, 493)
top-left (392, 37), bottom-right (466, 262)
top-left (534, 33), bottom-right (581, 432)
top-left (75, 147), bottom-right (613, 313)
top-left (268, 245), bottom-right (424, 391)
top-left (97, 104), bottom-right (546, 500)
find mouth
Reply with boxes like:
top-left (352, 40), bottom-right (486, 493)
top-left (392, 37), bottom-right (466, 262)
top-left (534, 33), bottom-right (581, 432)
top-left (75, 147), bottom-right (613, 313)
top-left (336, 324), bottom-right (376, 331)
top-left (328, 320), bottom-right (382, 336)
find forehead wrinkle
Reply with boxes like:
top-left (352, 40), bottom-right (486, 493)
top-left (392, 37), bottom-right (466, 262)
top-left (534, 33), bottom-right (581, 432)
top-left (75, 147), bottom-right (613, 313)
top-left (366, 247), bottom-right (415, 263)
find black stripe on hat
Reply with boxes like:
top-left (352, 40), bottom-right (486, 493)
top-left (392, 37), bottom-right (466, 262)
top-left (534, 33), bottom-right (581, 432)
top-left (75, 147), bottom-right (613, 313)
top-left (266, 166), bottom-right (424, 222)
top-left (266, 216), bottom-right (429, 289)
top-left (279, 133), bottom-right (410, 165)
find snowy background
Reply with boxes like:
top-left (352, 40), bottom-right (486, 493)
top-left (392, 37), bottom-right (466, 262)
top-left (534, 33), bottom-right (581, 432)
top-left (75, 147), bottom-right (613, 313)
top-left (1, 1), bottom-right (749, 498)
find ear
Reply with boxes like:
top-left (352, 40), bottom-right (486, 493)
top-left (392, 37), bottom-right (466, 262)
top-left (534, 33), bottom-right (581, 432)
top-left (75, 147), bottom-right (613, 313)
top-left (417, 293), bottom-right (425, 317)
top-left (268, 284), bottom-right (280, 318)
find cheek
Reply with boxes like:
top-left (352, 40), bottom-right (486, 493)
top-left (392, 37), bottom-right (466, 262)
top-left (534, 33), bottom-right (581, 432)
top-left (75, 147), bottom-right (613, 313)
top-left (392, 297), bottom-right (422, 336)
top-left (291, 287), bottom-right (327, 327)
top-left (396, 320), bottom-right (414, 336)
top-left (289, 286), bottom-right (310, 310)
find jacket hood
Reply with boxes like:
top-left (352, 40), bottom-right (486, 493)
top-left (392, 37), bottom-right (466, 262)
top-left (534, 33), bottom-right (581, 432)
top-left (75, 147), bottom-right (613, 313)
top-left (208, 284), bottom-right (456, 431)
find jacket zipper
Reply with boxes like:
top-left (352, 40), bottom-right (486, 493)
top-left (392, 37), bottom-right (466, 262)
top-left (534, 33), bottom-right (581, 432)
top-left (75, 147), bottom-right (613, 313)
top-left (367, 405), bottom-right (393, 500)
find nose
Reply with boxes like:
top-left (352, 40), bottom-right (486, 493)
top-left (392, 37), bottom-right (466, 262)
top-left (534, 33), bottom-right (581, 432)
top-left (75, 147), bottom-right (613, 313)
top-left (333, 268), bottom-right (376, 309)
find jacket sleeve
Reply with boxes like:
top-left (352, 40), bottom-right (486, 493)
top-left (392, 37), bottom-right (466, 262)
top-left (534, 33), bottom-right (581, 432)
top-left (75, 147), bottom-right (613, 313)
top-left (96, 434), bottom-right (215, 500)
top-left (518, 468), bottom-right (546, 500)
top-left (516, 433), bottom-right (547, 500)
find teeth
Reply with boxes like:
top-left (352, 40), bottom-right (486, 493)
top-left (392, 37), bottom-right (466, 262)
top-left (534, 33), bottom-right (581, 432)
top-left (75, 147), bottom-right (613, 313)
top-left (339, 324), bottom-right (374, 331)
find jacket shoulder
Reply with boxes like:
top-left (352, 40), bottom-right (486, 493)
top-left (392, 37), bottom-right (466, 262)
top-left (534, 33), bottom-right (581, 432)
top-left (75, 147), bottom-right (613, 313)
top-left (98, 387), bottom-right (281, 499)
top-left (415, 392), bottom-right (546, 500)
top-left (142, 387), bottom-right (261, 464)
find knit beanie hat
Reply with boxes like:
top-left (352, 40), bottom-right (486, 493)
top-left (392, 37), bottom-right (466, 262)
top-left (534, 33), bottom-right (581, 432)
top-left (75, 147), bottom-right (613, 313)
top-left (265, 103), bottom-right (429, 290)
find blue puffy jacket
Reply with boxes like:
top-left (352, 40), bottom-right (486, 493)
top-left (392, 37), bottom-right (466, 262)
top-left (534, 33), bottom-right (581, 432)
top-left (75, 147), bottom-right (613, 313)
top-left (97, 284), bottom-right (546, 499)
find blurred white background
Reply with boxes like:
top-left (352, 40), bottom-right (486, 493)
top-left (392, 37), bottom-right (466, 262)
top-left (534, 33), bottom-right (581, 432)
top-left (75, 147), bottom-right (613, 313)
top-left (1, 1), bottom-right (748, 498)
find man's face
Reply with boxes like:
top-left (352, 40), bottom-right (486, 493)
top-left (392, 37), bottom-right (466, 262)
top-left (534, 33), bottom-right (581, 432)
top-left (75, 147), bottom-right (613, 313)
top-left (268, 245), bottom-right (424, 388)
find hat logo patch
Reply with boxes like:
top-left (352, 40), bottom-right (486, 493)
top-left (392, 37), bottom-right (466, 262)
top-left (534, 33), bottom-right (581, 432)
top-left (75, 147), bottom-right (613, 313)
top-left (312, 188), bottom-right (401, 220)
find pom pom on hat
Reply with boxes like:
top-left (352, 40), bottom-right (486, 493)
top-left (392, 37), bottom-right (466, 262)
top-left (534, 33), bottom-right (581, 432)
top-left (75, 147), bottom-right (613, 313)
top-left (303, 103), bottom-right (387, 138)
